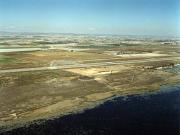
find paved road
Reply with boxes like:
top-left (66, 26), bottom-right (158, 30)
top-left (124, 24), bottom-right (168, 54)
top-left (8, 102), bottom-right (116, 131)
top-left (0, 57), bottom-right (179, 74)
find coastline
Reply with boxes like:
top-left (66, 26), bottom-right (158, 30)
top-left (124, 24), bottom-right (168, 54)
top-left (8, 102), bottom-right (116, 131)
top-left (1, 83), bottom-right (180, 134)
top-left (2, 85), bottom-right (180, 135)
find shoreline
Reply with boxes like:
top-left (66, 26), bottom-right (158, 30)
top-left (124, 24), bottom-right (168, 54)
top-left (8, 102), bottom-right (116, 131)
top-left (2, 85), bottom-right (180, 135)
top-left (1, 83), bottom-right (180, 133)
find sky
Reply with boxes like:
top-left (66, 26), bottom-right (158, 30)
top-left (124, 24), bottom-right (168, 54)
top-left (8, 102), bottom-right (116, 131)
top-left (0, 0), bottom-right (179, 36)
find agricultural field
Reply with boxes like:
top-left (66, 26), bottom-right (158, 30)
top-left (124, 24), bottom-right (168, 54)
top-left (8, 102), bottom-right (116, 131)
top-left (0, 34), bottom-right (180, 131)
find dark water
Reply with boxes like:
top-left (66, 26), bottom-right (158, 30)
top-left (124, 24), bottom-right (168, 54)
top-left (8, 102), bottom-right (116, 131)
top-left (1, 86), bottom-right (180, 135)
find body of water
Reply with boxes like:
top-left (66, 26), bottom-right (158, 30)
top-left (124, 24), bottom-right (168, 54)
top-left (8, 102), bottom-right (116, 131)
top-left (163, 64), bottom-right (180, 74)
top-left (1, 85), bottom-right (180, 135)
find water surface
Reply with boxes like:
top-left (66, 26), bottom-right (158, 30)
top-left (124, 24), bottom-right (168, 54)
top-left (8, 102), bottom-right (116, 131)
top-left (1, 85), bottom-right (180, 135)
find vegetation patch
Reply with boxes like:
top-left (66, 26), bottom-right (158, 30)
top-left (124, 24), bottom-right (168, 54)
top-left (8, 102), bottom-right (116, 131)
top-left (0, 55), bottom-right (16, 63)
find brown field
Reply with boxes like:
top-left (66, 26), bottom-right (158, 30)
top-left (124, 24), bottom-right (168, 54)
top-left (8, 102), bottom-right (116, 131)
top-left (0, 35), bottom-right (179, 131)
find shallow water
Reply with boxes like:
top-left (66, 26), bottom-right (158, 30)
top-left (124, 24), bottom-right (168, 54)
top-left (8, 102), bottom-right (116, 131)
top-left (163, 64), bottom-right (180, 74)
top-left (1, 86), bottom-right (180, 135)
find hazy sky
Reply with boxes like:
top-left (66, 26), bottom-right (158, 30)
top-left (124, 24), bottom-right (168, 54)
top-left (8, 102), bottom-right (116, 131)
top-left (0, 0), bottom-right (179, 36)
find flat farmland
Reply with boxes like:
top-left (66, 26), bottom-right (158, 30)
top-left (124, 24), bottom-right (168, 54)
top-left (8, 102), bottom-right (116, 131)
top-left (0, 35), bottom-right (179, 131)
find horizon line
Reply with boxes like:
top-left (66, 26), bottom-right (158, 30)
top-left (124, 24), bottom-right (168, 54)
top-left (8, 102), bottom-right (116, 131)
top-left (0, 31), bottom-right (179, 38)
